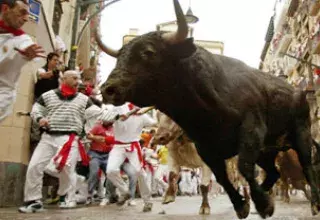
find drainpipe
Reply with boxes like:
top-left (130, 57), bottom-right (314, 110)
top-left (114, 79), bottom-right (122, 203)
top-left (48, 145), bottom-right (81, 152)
top-left (68, 0), bottom-right (81, 70)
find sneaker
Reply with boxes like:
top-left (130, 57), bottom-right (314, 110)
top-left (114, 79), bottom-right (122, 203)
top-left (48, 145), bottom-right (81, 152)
top-left (18, 200), bottom-right (44, 213)
top-left (59, 201), bottom-right (77, 209)
top-left (128, 199), bottom-right (136, 206)
top-left (142, 202), bottom-right (153, 212)
top-left (117, 193), bottom-right (131, 206)
top-left (99, 198), bottom-right (109, 206)
top-left (85, 197), bottom-right (92, 205)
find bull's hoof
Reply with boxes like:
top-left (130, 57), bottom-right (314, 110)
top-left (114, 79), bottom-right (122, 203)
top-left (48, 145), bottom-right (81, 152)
top-left (311, 203), bottom-right (320, 216)
top-left (162, 195), bottom-right (175, 204)
top-left (283, 197), bottom-right (290, 203)
top-left (199, 205), bottom-right (210, 215)
top-left (255, 195), bottom-right (274, 219)
top-left (236, 199), bottom-right (250, 219)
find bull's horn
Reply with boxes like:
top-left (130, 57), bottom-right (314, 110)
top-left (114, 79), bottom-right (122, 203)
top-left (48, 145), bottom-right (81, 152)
top-left (162, 0), bottom-right (188, 44)
top-left (94, 27), bottom-right (119, 58)
top-left (137, 106), bottom-right (156, 115)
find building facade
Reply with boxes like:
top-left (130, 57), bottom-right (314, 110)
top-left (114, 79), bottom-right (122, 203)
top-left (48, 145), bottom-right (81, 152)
top-left (260, 0), bottom-right (320, 140)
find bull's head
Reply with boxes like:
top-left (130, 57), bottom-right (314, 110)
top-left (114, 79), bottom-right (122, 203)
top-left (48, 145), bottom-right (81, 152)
top-left (151, 111), bottom-right (183, 145)
top-left (96, 0), bottom-right (194, 107)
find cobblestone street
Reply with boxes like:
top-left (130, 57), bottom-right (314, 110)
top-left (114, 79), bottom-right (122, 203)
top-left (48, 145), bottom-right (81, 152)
top-left (1, 193), bottom-right (320, 220)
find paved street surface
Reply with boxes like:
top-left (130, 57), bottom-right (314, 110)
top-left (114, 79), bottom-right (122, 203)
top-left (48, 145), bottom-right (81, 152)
top-left (1, 193), bottom-right (320, 220)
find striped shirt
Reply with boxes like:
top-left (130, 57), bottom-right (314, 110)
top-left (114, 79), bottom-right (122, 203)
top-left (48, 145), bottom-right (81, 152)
top-left (31, 89), bottom-right (118, 135)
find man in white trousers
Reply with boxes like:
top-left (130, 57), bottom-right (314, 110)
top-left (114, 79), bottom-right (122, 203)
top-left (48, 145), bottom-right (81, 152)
top-left (143, 143), bottom-right (159, 196)
top-left (18, 70), bottom-right (121, 213)
top-left (106, 103), bottom-right (157, 212)
top-left (153, 145), bottom-right (169, 195)
top-left (179, 167), bottom-right (193, 196)
top-left (0, 0), bottom-right (45, 122)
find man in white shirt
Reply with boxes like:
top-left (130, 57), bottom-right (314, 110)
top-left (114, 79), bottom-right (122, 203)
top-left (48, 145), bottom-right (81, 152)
top-left (0, 0), bottom-right (45, 122)
top-left (106, 103), bottom-right (157, 212)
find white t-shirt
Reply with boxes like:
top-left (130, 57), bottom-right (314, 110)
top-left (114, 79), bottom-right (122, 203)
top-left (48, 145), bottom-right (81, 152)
top-left (0, 33), bottom-right (34, 89)
top-left (112, 103), bottom-right (157, 143)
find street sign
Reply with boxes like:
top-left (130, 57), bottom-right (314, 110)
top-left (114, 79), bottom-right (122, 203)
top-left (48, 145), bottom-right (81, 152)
top-left (28, 0), bottom-right (41, 24)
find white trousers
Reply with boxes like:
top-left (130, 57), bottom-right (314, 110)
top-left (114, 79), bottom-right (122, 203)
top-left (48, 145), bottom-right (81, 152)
top-left (24, 133), bottom-right (79, 202)
top-left (145, 165), bottom-right (157, 194)
top-left (154, 164), bottom-right (168, 191)
top-left (0, 88), bottom-right (15, 122)
top-left (179, 171), bottom-right (192, 194)
top-left (191, 176), bottom-right (199, 194)
top-left (106, 145), bottom-right (151, 203)
top-left (75, 175), bottom-right (88, 203)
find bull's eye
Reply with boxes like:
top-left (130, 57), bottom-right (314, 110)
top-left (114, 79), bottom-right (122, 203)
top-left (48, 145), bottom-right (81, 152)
top-left (106, 87), bottom-right (116, 95)
top-left (144, 50), bottom-right (155, 57)
top-left (141, 45), bottom-right (156, 60)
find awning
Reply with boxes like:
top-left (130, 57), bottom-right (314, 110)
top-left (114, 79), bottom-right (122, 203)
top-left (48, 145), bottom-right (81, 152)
top-left (265, 16), bottom-right (274, 43)
top-left (260, 42), bottom-right (270, 61)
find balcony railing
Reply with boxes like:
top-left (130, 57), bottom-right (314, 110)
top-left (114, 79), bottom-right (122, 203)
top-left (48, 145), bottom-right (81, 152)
top-left (272, 28), bottom-right (293, 57)
top-left (287, 0), bottom-right (299, 17)
top-left (311, 31), bottom-right (320, 54)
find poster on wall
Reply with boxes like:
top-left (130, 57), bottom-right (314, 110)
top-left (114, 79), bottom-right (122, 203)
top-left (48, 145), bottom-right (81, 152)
top-left (28, 0), bottom-right (41, 24)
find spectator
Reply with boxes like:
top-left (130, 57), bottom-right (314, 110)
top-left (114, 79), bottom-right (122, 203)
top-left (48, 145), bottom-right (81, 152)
top-left (34, 52), bottom-right (61, 100)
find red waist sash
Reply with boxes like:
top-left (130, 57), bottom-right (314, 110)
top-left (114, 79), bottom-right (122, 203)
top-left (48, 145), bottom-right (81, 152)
top-left (114, 141), bottom-right (143, 164)
top-left (53, 134), bottom-right (89, 172)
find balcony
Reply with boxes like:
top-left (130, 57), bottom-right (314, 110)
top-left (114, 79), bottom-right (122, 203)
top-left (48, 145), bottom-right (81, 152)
top-left (310, 0), bottom-right (320, 16)
top-left (272, 29), bottom-right (293, 57)
top-left (287, 0), bottom-right (299, 17)
top-left (311, 31), bottom-right (320, 54)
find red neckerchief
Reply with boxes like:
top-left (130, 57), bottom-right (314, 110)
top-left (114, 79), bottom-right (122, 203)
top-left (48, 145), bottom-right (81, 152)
top-left (128, 102), bottom-right (139, 115)
top-left (85, 84), bottom-right (93, 96)
top-left (0, 20), bottom-right (25, 36)
top-left (60, 83), bottom-right (77, 97)
top-left (128, 103), bottom-right (134, 110)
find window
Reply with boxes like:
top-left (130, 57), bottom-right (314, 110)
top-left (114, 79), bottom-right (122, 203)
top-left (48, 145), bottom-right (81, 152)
top-left (52, 0), bottom-right (63, 35)
top-left (304, 52), bottom-right (310, 61)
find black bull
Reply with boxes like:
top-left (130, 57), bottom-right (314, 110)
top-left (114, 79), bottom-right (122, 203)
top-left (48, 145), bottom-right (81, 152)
top-left (95, 0), bottom-right (320, 218)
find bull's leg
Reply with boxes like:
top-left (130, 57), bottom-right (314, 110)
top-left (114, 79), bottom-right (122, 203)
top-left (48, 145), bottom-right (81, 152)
top-left (256, 150), bottom-right (280, 192)
top-left (198, 164), bottom-right (211, 215)
top-left (303, 183), bottom-right (312, 201)
top-left (162, 162), bottom-right (180, 204)
top-left (210, 159), bottom-right (250, 219)
top-left (291, 123), bottom-right (320, 215)
top-left (238, 114), bottom-right (274, 219)
top-left (293, 180), bottom-right (311, 201)
top-left (281, 179), bottom-right (290, 203)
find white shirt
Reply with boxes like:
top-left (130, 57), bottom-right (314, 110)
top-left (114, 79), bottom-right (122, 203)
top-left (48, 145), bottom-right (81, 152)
top-left (112, 103), bottom-right (157, 143)
top-left (0, 33), bottom-right (34, 89)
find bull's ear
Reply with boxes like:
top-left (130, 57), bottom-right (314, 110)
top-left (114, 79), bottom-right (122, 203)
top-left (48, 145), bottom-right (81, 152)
top-left (167, 38), bottom-right (196, 59)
